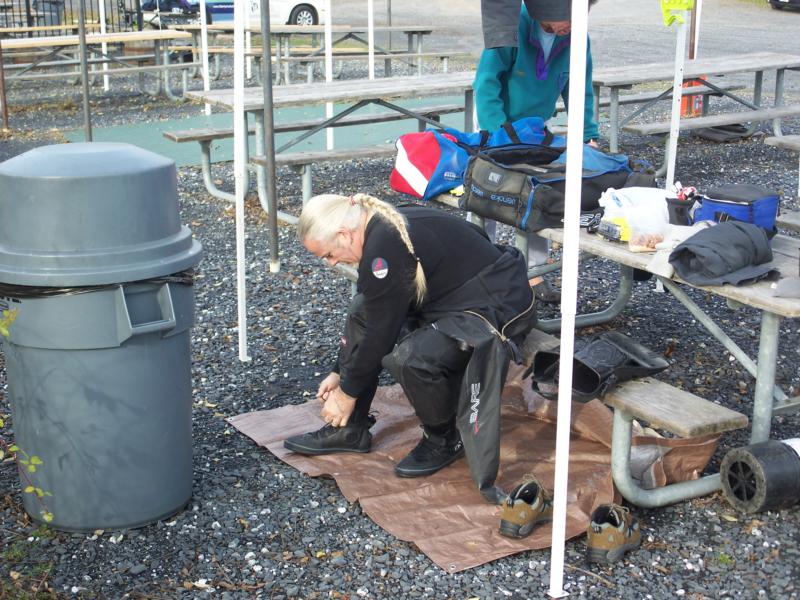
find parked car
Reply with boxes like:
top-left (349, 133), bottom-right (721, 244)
top-left (768, 0), bottom-right (800, 9)
top-left (189, 0), bottom-right (326, 24)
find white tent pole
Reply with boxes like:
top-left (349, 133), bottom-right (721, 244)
top-left (324, 0), bottom-right (334, 149)
top-left (245, 0), bottom-right (253, 80)
top-left (233, 0), bottom-right (251, 362)
top-left (665, 14), bottom-right (688, 191)
top-left (199, 0), bottom-right (211, 115)
top-left (547, 0), bottom-right (589, 597)
top-left (367, 0), bottom-right (374, 79)
top-left (98, 0), bottom-right (109, 91)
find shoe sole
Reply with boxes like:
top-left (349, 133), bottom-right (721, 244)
top-left (586, 538), bottom-right (642, 564)
top-left (498, 515), bottom-right (552, 539)
top-left (283, 439), bottom-right (371, 455)
top-left (394, 448), bottom-right (465, 478)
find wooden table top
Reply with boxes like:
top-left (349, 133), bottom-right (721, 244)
top-left (538, 227), bottom-right (800, 318)
top-left (172, 23), bottom-right (440, 35)
top-left (187, 70), bottom-right (476, 111)
top-left (593, 51), bottom-right (800, 88)
top-left (0, 28), bottom-right (191, 49)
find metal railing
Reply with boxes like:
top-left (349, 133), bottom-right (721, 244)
top-left (0, 0), bottom-right (144, 35)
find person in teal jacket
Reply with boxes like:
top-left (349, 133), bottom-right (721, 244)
top-left (474, 2), bottom-right (599, 141)
top-left (474, 1), bottom-right (599, 303)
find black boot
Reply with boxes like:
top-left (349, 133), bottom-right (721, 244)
top-left (532, 279), bottom-right (561, 304)
top-left (395, 426), bottom-right (464, 478)
top-left (283, 416), bottom-right (375, 455)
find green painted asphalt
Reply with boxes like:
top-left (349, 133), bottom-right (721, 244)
top-left (63, 96), bottom-right (468, 167)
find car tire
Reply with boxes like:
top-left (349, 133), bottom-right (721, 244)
top-left (289, 4), bottom-right (318, 25)
top-left (770, 2), bottom-right (783, 8)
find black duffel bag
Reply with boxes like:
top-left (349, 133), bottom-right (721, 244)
top-left (461, 143), bottom-right (654, 232)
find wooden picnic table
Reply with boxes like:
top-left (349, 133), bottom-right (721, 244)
top-left (592, 51), bottom-right (800, 155)
top-left (534, 225), bottom-right (800, 446)
top-left (187, 71), bottom-right (474, 247)
top-left (174, 22), bottom-right (444, 83)
top-left (0, 28), bottom-right (191, 49)
top-left (0, 29), bottom-right (194, 99)
top-left (188, 70), bottom-right (474, 114)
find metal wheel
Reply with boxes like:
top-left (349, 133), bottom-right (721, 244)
top-left (289, 4), bottom-right (318, 26)
top-left (720, 441), bottom-right (800, 514)
top-left (725, 459), bottom-right (758, 504)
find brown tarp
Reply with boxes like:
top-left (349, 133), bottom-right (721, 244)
top-left (229, 366), bottom-right (719, 572)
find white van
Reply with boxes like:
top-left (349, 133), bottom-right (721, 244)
top-left (197, 0), bottom-right (327, 24)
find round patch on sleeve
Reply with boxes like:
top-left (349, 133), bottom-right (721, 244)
top-left (371, 257), bottom-right (389, 279)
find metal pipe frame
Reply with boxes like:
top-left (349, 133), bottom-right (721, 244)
top-left (198, 139), bottom-right (297, 225)
top-left (611, 409), bottom-right (722, 507)
top-left (534, 264), bottom-right (634, 334)
top-left (657, 276), bottom-right (787, 406)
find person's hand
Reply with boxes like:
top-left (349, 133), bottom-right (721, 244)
top-left (587, 139), bottom-right (600, 148)
top-left (320, 387), bottom-right (356, 428)
top-left (316, 372), bottom-right (341, 402)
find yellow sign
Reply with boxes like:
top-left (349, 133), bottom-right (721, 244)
top-left (661, 0), bottom-right (695, 26)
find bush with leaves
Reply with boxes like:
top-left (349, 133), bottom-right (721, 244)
top-left (1, 308), bottom-right (54, 523)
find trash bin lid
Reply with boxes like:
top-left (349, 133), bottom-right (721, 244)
top-left (0, 143), bottom-right (202, 286)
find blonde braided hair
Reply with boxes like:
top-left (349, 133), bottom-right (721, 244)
top-left (298, 193), bottom-right (427, 304)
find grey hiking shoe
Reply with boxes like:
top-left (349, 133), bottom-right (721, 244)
top-left (498, 474), bottom-right (554, 539)
top-left (586, 503), bottom-right (642, 564)
top-left (394, 428), bottom-right (464, 477)
top-left (283, 417), bottom-right (375, 455)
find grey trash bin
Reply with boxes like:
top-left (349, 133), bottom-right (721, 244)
top-left (0, 143), bottom-right (202, 531)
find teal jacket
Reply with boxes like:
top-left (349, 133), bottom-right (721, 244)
top-left (473, 6), bottom-right (599, 142)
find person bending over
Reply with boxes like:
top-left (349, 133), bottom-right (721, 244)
top-left (284, 193), bottom-right (535, 500)
top-left (474, 0), bottom-right (599, 304)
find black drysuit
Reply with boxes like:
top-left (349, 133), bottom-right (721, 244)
top-left (333, 206), bottom-right (535, 501)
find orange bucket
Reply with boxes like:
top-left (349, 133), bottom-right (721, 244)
top-left (681, 77), bottom-right (706, 117)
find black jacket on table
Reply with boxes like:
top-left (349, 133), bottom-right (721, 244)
top-left (338, 205), bottom-right (535, 501)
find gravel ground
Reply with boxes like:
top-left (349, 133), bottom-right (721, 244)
top-left (2, 3), bottom-right (800, 598)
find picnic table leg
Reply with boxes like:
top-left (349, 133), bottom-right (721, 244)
top-left (273, 36), bottom-right (283, 85)
top-left (283, 36), bottom-right (291, 85)
top-left (252, 112), bottom-right (300, 222)
top-left (609, 87), bottom-right (620, 153)
top-left (610, 409), bottom-right (722, 507)
top-left (161, 42), bottom-right (181, 101)
top-left (753, 70), bottom-right (763, 107)
top-left (199, 140), bottom-right (235, 202)
top-left (750, 311), bottom-right (781, 443)
top-left (464, 88), bottom-right (474, 132)
top-left (154, 40), bottom-right (165, 96)
top-left (414, 33), bottom-right (423, 77)
top-left (658, 276), bottom-right (788, 406)
top-left (533, 264), bottom-right (633, 334)
top-left (772, 68), bottom-right (786, 136)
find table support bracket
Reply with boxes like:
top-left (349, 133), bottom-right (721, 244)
top-left (658, 277), bottom-right (787, 408)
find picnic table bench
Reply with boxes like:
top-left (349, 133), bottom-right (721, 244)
top-left (186, 71), bottom-right (475, 216)
top-left (0, 29), bottom-right (197, 100)
top-left (164, 102), bottom-right (463, 206)
top-left (592, 51), bottom-right (800, 174)
top-left (518, 328), bottom-right (748, 508)
top-left (431, 192), bottom-right (800, 507)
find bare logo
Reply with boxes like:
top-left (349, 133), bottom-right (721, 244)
top-left (488, 171), bottom-right (503, 184)
top-left (469, 382), bottom-right (481, 433)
